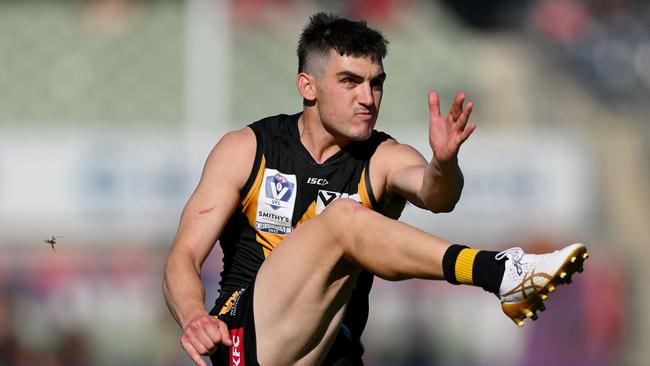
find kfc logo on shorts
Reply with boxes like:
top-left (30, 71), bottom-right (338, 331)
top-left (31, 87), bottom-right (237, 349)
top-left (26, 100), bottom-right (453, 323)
top-left (265, 173), bottom-right (295, 209)
top-left (229, 327), bottom-right (245, 366)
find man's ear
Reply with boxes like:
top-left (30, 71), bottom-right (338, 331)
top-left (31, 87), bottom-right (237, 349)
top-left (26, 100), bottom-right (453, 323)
top-left (297, 72), bottom-right (317, 102)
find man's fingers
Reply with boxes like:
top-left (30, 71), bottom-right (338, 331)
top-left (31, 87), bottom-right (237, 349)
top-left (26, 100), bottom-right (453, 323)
top-left (205, 316), bottom-right (232, 347)
top-left (450, 91), bottom-right (465, 120)
top-left (188, 331), bottom-right (211, 355)
top-left (217, 319), bottom-right (233, 347)
top-left (460, 123), bottom-right (477, 143)
top-left (428, 90), bottom-right (441, 118)
top-left (456, 101), bottom-right (473, 130)
top-left (202, 318), bottom-right (224, 345)
top-left (181, 336), bottom-right (208, 366)
top-left (189, 323), bottom-right (219, 353)
top-left (180, 316), bottom-right (234, 366)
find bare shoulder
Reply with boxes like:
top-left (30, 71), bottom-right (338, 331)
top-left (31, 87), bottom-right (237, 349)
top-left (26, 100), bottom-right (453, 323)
top-left (213, 126), bottom-right (256, 153)
top-left (368, 137), bottom-right (427, 200)
top-left (202, 127), bottom-right (257, 189)
top-left (372, 138), bottom-right (426, 169)
top-left (171, 127), bottom-right (257, 265)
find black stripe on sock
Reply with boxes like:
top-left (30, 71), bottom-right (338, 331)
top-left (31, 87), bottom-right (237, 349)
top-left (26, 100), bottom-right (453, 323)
top-left (472, 250), bottom-right (506, 295)
top-left (442, 244), bottom-right (468, 285)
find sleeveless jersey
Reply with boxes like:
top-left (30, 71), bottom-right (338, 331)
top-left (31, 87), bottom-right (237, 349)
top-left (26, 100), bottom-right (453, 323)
top-left (216, 112), bottom-right (406, 343)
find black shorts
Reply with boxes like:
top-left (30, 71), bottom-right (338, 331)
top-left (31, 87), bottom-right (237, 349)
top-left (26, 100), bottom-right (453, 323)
top-left (209, 283), bottom-right (364, 366)
top-left (209, 285), bottom-right (259, 366)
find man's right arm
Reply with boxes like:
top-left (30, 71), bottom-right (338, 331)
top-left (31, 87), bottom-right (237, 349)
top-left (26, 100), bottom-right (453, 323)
top-left (163, 127), bottom-right (256, 366)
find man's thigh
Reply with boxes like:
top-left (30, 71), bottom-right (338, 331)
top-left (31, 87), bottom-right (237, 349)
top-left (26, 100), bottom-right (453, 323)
top-left (253, 212), bottom-right (361, 366)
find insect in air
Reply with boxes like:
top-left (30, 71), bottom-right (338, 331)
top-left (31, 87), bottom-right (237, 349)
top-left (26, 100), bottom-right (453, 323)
top-left (43, 235), bottom-right (63, 252)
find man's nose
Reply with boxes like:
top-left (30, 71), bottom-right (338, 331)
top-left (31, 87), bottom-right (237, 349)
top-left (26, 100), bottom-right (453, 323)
top-left (357, 82), bottom-right (373, 106)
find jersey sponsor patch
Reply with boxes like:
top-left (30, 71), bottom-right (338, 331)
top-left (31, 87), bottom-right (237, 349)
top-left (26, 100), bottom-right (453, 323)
top-left (264, 172), bottom-right (295, 209)
top-left (316, 190), bottom-right (361, 214)
top-left (255, 169), bottom-right (297, 234)
top-left (229, 327), bottom-right (245, 366)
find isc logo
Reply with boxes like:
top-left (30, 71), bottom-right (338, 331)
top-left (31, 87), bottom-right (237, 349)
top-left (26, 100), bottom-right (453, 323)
top-left (306, 177), bottom-right (329, 186)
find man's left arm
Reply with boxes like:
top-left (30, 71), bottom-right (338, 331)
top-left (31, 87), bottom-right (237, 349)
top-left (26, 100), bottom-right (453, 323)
top-left (378, 90), bottom-right (476, 213)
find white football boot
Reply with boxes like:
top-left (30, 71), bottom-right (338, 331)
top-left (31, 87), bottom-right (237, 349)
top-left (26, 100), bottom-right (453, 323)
top-left (497, 243), bottom-right (588, 327)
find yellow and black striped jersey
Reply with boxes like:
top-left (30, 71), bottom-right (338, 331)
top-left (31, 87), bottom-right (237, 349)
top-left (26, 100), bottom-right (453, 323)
top-left (216, 112), bottom-right (406, 342)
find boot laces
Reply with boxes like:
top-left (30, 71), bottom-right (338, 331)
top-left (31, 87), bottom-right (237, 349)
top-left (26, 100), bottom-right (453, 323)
top-left (496, 247), bottom-right (525, 276)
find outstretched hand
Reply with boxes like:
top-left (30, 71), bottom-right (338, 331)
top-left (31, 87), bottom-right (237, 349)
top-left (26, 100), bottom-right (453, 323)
top-left (428, 90), bottom-right (476, 163)
top-left (181, 314), bottom-right (232, 366)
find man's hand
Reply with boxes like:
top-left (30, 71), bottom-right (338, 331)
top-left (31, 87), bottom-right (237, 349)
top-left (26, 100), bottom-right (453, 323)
top-left (428, 90), bottom-right (476, 163)
top-left (181, 314), bottom-right (233, 366)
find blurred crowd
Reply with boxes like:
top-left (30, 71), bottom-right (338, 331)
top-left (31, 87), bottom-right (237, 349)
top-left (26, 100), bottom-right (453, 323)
top-left (0, 246), bottom-right (183, 366)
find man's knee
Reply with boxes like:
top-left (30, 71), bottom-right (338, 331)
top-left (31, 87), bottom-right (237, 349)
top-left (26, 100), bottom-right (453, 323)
top-left (319, 199), bottom-right (368, 240)
top-left (322, 198), bottom-right (367, 218)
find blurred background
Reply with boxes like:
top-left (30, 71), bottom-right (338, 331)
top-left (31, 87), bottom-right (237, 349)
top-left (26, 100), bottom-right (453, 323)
top-left (0, 0), bottom-right (648, 365)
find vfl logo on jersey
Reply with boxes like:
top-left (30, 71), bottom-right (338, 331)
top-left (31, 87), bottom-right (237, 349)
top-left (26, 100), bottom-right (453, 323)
top-left (265, 173), bottom-right (295, 209)
top-left (316, 190), bottom-right (361, 214)
top-left (255, 169), bottom-right (297, 235)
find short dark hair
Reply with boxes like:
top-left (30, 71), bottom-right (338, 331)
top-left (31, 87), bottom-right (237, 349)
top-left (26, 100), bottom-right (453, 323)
top-left (297, 13), bottom-right (388, 74)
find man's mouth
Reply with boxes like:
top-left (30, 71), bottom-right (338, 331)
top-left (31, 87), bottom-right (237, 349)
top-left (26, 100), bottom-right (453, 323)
top-left (355, 111), bottom-right (375, 120)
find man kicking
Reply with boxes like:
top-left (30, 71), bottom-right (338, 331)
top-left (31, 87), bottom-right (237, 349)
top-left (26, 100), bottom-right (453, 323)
top-left (163, 12), bottom-right (588, 366)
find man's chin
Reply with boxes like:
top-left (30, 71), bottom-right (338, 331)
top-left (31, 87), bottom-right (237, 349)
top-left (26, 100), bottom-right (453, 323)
top-left (350, 129), bottom-right (374, 141)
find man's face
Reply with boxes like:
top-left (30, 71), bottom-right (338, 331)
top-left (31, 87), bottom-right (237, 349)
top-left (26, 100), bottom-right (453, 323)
top-left (311, 50), bottom-right (385, 141)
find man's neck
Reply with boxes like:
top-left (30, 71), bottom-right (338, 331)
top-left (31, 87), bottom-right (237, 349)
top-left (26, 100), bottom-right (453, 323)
top-left (298, 111), bottom-right (349, 164)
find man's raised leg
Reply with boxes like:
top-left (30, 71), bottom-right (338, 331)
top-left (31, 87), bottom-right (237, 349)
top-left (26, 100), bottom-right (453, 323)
top-left (253, 199), bottom-right (588, 365)
top-left (254, 199), bottom-right (453, 365)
